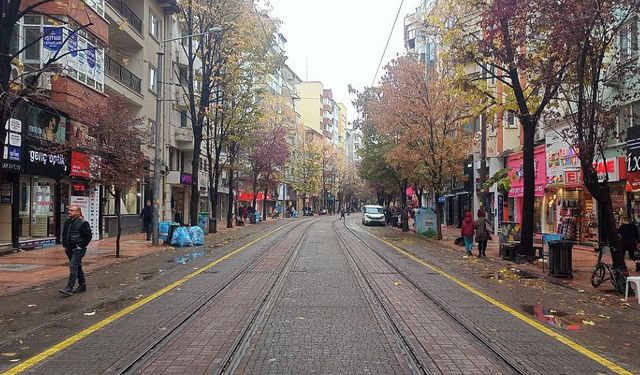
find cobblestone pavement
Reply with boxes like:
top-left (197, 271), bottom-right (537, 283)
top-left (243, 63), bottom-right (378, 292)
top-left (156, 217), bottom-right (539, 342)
top-left (0, 215), bottom-right (636, 375)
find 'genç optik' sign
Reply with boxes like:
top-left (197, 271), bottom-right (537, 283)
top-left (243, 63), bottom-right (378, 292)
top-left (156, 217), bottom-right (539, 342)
top-left (24, 141), bottom-right (68, 178)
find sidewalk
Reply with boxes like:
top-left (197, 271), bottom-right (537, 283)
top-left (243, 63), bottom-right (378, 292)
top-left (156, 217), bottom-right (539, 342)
top-left (0, 221), bottom-right (245, 297)
top-left (433, 224), bottom-right (638, 293)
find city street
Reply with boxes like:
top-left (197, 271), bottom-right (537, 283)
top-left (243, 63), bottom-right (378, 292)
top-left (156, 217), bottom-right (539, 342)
top-left (0, 215), bottom-right (637, 375)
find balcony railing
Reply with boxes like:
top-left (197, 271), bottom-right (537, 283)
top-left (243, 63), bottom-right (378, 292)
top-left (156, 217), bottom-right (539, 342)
top-left (106, 0), bottom-right (143, 34)
top-left (105, 55), bottom-right (141, 94)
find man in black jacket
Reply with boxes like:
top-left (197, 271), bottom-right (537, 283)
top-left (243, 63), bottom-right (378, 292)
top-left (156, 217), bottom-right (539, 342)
top-left (140, 199), bottom-right (153, 241)
top-left (59, 205), bottom-right (93, 296)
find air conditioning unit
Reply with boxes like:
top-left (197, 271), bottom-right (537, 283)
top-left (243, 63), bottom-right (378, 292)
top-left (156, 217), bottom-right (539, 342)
top-left (36, 72), bottom-right (54, 90)
top-left (9, 62), bottom-right (23, 89)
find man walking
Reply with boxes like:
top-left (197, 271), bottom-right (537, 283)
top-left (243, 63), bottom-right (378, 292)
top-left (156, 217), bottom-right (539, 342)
top-left (59, 205), bottom-right (92, 296)
top-left (340, 208), bottom-right (346, 220)
top-left (140, 199), bottom-right (153, 241)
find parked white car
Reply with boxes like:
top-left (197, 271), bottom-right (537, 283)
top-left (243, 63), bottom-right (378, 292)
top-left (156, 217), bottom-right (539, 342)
top-left (362, 205), bottom-right (385, 226)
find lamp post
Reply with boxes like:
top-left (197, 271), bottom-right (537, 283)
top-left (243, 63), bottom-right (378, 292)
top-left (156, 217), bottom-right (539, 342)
top-left (152, 27), bottom-right (222, 245)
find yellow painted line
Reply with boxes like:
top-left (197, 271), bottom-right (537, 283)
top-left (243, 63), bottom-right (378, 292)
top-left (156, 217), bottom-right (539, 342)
top-left (374, 235), bottom-right (633, 375)
top-left (2, 226), bottom-right (286, 375)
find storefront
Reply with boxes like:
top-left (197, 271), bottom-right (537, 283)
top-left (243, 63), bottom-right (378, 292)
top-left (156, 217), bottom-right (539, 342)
top-left (167, 171), bottom-right (192, 225)
top-left (1, 118), bottom-right (24, 246)
top-left (65, 151), bottom-right (100, 233)
top-left (19, 139), bottom-right (69, 247)
top-left (506, 145), bottom-right (546, 233)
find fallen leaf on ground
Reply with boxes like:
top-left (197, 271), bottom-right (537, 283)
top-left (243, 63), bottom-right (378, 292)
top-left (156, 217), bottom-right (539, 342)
top-left (9, 359), bottom-right (19, 362)
top-left (578, 289), bottom-right (585, 293)
top-left (598, 314), bottom-right (610, 319)
top-left (27, 304), bottom-right (36, 307)
top-left (582, 320), bottom-right (595, 326)
top-left (394, 281), bottom-right (402, 286)
top-left (83, 311), bottom-right (96, 316)
top-left (576, 310), bottom-right (585, 316)
top-left (1, 353), bottom-right (17, 357)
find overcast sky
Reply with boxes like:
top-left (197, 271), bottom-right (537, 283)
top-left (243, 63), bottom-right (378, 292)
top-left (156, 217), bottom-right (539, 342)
top-left (270, 0), bottom-right (416, 122)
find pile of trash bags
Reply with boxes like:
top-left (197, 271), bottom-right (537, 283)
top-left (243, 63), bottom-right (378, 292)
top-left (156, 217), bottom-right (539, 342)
top-left (162, 222), bottom-right (205, 247)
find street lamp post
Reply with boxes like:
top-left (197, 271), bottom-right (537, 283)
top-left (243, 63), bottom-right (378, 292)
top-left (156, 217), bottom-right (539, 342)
top-left (152, 27), bottom-right (222, 245)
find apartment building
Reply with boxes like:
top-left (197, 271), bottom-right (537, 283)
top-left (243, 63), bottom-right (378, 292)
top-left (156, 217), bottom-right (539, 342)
top-left (0, 1), bottom-right (109, 248)
top-left (105, 0), bottom-right (201, 232)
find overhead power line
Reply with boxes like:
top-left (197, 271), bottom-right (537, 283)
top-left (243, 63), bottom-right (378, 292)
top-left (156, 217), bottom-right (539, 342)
top-left (371, 0), bottom-right (405, 88)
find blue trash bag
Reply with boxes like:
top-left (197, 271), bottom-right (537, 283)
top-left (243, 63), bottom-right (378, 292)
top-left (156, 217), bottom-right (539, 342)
top-left (171, 226), bottom-right (193, 247)
top-left (188, 226), bottom-right (205, 246)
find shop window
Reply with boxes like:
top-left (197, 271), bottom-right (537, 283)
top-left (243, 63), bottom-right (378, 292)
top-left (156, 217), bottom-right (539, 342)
top-left (19, 177), bottom-right (54, 239)
top-left (103, 186), bottom-right (139, 216)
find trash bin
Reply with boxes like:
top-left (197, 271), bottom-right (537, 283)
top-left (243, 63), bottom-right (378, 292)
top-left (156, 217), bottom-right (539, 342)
top-left (548, 240), bottom-right (573, 278)
top-left (166, 223), bottom-right (180, 245)
top-left (500, 243), bottom-right (519, 260)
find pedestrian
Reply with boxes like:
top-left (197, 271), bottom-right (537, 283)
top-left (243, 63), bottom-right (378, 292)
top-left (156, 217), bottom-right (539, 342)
top-left (59, 205), bottom-right (92, 296)
top-left (140, 199), bottom-right (153, 241)
top-left (461, 210), bottom-right (475, 256)
top-left (340, 207), bottom-right (346, 220)
top-left (474, 208), bottom-right (489, 258)
top-left (243, 205), bottom-right (249, 223)
top-left (384, 205), bottom-right (390, 226)
top-left (617, 216), bottom-right (639, 272)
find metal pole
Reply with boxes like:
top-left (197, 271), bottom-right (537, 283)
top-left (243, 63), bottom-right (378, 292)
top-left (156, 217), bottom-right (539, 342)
top-left (152, 49), bottom-right (164, 245)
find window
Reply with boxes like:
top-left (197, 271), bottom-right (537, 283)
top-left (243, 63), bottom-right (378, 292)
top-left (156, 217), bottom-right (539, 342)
top-left (504, 110), bottom-right (517, 128)
top-left (14, 15), bottom-right (105, 92)
top-left (180, 109), bottom-right (188, 128)
top-left (169, 147), bottom-right (176, 170)
top-left (149, 11), bottom-right (160, 40)
top-left (619, 18), bottom-right (638, 62)
top-left (149, 64), bottom-right (157, 93)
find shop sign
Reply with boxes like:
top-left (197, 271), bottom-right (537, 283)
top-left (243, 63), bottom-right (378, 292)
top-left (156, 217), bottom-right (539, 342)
top-left (43, 27), bottom-right (63, 52)
top-left (70, 151), bottom-right (90, 179)
top-left (594, 157), bottom-right (623, 183)
top-left (546, 126), bottom-right (580, 186)
top-left (180, 173), bottom-right (192, 185)
top-left (2, 146), bottom-right (22, 171)
top-left (24, 141), bottom-right (68, 178)
top-left (5, 118), bottom-right (22, 133)
top-left (508, 184), bottom-right (544, 197)
top-left (8, 133), bottom-right (21, 147)
top-left (565, 170), bottom-right (581, 186)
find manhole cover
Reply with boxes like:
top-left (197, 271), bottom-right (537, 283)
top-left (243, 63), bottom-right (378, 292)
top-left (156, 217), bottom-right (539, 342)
top-left (0, 264), bottom-right (42, 271)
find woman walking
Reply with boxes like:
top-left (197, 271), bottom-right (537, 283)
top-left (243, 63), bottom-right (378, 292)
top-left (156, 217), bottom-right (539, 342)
top-left (461, 210), bottom-right (475, 257)
top-left (474, 208), bottom-right (489, 257)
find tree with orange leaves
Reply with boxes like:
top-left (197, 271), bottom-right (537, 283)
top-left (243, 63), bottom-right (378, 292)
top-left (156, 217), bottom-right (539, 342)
top-left (370, 56), bottom-right (473, 239)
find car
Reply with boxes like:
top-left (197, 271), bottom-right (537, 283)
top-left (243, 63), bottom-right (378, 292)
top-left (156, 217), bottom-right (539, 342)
top-left (361, 205), bottom-right (385, 226)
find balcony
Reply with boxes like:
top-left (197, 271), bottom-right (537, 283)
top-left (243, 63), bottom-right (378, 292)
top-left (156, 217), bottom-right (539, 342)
top-left (106, 0), bottom-right (142, 34)
top-left (174, 127), bottom-right (194, 149)
top-left (105, 55), bottom-right (142, 94)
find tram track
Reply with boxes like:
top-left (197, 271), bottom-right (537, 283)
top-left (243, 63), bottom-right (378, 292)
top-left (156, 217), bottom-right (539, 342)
top-left (117, 219), bottom-right (315, 375)
top-left (335, 218), bottom-right (528, 375)
top-left (332, 219), bottom-right (430, 375)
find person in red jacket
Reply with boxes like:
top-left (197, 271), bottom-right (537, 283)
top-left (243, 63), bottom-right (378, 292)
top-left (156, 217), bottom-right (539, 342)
top-left (461, 210), bottom-right (475, 256)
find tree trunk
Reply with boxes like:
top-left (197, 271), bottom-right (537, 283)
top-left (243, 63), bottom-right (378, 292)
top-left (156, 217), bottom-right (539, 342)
top-left (190, 124), bottom-right (202, 226)
top-left (227, 160), bottom-right (235, 228)
top-left (519, 117), bottom-right (536, 255)
top-left (262, 187), bottom-right (268, 221)
top-left (435, 195), bottom-right (443, 240)
top-left (115, 188), bottom-right (122, 258)
top-left (582, 169), bottom-right (624, 269)
top-left (400, 179), bottom-right (409, 232)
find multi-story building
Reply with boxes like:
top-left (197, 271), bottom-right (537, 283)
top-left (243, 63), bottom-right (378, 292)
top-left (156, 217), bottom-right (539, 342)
top-left (105, 0), bottom-right (201, 233)
top-left (0, 1), bottom-right (109, 248)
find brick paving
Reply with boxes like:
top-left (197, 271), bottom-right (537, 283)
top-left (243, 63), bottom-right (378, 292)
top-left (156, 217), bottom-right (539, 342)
top-left (1, 215), bottom-right (635, 374)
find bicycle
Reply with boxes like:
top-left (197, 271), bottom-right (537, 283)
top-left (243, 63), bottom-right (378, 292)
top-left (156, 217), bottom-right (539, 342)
top-left (591, 243), bottom-right (627, 295)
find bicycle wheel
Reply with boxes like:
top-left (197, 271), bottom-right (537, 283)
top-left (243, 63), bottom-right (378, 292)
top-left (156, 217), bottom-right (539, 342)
top-left (611, 270), bottom-right (627, 295)
top-left (591, 263), bottom-right (606, 287)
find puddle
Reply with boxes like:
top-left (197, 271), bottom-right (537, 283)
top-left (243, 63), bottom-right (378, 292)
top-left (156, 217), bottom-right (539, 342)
top-left (175, 250), bottom-right (205, 265)
top-left (523, 305), bottom-right (581, 330)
